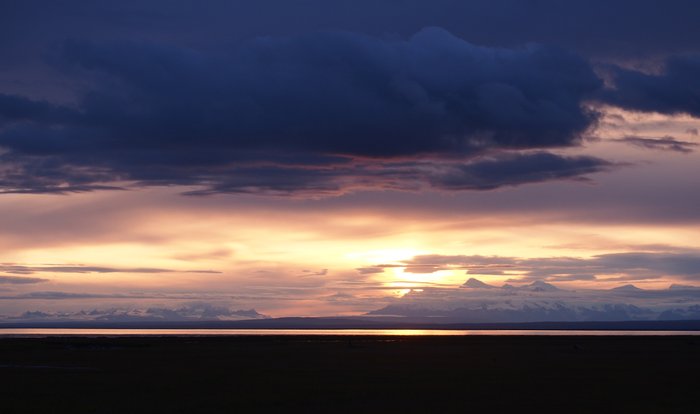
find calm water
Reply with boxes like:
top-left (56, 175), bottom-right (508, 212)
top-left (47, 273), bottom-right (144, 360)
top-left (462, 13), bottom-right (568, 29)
top-left (1, 328), bottom-right (700, 337)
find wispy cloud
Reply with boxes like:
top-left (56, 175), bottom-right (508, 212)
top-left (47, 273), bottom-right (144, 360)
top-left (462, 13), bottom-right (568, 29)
top-left (612, 136), bottom-right (698, 153)
top-left (0, 275), bottom-right (49, 284)
top-left (0, 264), bottom-right (220, 275)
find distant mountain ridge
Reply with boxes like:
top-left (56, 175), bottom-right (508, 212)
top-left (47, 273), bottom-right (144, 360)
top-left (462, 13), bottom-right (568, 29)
top-left (368, 278), bottom-right (700, 323)
top-left (4, 278), bottom-right (700, 327)
top-left (462, 278), bottom-right (496, 289)
top-left (462, 278), bottom-right (561, 292)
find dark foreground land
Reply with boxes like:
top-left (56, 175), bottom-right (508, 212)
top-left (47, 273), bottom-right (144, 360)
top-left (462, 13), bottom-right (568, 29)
top-left (1, 335), bottom-right (699, 413)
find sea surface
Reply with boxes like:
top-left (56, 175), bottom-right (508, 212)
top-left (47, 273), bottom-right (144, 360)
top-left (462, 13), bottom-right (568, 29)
top-left (2, 328), bottom-right (700, 337)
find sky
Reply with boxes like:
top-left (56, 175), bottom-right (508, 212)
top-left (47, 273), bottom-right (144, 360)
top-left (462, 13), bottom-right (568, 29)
top-left (1, 0), bottom-right (700, 322)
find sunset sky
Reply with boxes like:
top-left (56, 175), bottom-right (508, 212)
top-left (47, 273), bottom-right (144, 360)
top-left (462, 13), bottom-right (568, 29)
top-left (1, 1), bottom-right (700, 321)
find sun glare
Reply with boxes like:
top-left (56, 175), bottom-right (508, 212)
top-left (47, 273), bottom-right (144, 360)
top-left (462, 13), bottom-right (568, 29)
top-left (345, 248), bottom-right (427, 265)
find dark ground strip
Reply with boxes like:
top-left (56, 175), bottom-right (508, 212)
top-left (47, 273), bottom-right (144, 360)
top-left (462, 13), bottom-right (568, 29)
top-left (1, 336), bottom-right (699, 413)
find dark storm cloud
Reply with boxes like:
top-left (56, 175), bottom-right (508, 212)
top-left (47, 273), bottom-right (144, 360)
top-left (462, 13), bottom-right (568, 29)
top-left (0, 94), bottom-right (62, 122)
top-left (391, 251), bottom-right (700, 282)
top-left (430, 153), bottom-right (611, 190)
top-left (2, 3), bottom-right (699, 196)
top-left (180, 153), bottom-right (611, 196)
top-left (0, 28), bottom-right (608, 195)
top-left (10, 28), bottom-right (599, 156)
top-left (600, 55), bottom-right (700, 116)
top-left (612, 136), bottom-right (698, 153)
top-left (67, 28), bottom-right (600, 154)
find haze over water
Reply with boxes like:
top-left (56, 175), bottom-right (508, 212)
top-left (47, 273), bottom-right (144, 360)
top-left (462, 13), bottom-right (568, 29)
top-left (2, 329), bottom-right (700, 337)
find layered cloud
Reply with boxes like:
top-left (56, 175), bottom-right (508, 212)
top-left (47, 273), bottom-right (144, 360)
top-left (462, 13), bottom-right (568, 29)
top-left (611, 136), bottom-right (698, 153)
top-left (0, 276), bottom-right (48, 284)
top-left (379, 252), bottom-right (700, 283)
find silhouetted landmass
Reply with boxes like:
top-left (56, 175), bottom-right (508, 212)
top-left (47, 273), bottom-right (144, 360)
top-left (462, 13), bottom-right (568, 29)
top-left (1, 335), bottom-right (699, 413)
